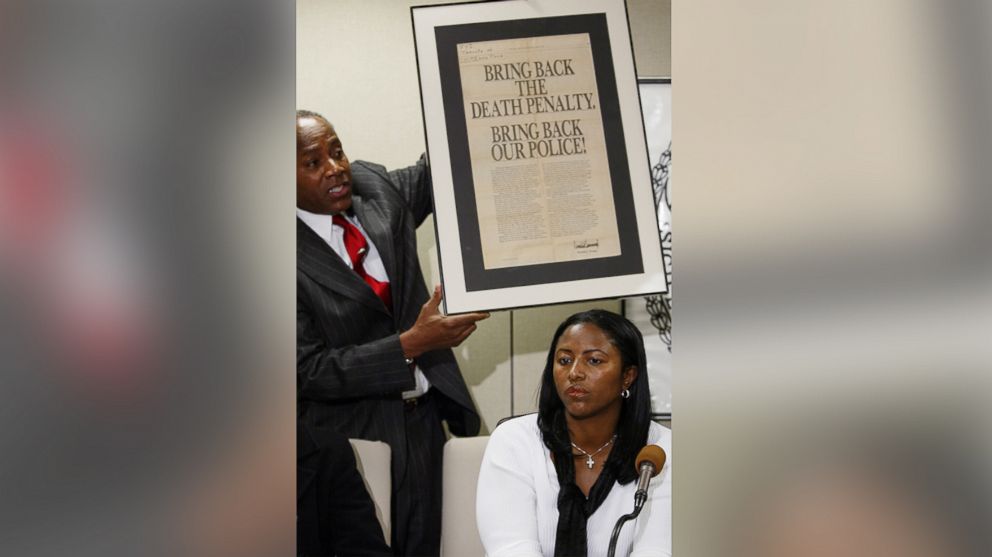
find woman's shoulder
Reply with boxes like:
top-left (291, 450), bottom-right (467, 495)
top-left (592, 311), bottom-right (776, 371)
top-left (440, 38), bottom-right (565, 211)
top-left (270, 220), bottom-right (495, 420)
top-left (489, 412), bottom-right (541, 446)
top-left (647, 420), bottom-right (672, 453)
top-left (490, 412), bottom-right (540, 439)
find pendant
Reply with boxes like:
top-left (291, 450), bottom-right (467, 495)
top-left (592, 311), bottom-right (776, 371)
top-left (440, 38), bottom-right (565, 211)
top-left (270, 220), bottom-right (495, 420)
top-left (585, 455), bottom-right (595, 469)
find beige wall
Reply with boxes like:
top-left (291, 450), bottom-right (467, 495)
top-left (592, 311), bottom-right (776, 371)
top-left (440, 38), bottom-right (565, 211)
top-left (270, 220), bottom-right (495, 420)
top-left (629, 0), bottom-right (672, 77)
top-left (298, 0), bottom-right (670, 433)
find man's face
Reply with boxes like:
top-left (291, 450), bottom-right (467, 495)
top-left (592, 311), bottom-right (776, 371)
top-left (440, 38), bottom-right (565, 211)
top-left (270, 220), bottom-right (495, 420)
top-left (296, 116), bottom-right (352, 214)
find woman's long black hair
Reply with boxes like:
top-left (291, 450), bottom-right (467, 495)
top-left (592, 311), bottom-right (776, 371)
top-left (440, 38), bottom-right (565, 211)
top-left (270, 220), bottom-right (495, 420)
top-left (536, 309), bottom-right (652, 485)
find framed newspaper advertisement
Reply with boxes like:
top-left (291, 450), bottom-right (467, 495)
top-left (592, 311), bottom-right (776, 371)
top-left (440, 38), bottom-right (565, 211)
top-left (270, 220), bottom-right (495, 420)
top-left (412, 0), bottom-right (666, 314)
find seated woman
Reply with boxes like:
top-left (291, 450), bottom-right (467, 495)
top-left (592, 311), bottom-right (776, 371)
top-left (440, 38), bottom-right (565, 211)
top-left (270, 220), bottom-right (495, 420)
top-left (477, 309), bottom-right (671, 557)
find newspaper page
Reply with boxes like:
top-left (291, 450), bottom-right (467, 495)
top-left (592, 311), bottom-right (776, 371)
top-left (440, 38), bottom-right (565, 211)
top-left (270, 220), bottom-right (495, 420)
top-left (457, 33), bottom-right (621, 270)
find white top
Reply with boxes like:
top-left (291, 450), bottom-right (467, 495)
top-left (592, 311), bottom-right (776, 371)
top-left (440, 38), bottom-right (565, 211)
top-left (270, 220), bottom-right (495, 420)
top-left (296, 208), bottom-right (430, 399)
top-left (476, 414), bottom-right (672, 557)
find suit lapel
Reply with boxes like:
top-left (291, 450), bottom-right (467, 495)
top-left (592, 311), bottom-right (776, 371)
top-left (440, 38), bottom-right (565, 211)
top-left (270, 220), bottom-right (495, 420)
top-left (351, 195), bottom-right (399, 294)
top-left (297, 217), bottom-right (390, 316)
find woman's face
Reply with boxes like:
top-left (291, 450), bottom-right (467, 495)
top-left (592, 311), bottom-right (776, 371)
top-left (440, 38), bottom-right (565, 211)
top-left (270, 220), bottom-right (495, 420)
top-left (553, 322), bottom-right (636, 421)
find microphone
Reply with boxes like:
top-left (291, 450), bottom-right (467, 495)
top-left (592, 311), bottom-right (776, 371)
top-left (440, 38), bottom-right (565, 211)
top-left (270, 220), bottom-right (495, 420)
top-left (633, 445), bottom-right (666, 508)
top-left (607, 445), bottom-right (667, 557)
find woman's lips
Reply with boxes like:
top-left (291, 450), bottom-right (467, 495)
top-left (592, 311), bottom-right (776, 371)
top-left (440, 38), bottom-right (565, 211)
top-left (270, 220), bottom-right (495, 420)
top-left (565, 386), bottom-right (588, 398)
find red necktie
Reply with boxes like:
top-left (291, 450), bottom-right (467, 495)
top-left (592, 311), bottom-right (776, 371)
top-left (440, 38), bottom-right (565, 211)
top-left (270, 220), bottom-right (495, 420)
top-left (332, 215), bottom-right (392, 312)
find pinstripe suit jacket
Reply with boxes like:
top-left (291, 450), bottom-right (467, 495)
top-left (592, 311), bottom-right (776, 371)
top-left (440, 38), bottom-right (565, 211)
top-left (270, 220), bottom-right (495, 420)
top-left (297, 158), bottom-right (480, 482)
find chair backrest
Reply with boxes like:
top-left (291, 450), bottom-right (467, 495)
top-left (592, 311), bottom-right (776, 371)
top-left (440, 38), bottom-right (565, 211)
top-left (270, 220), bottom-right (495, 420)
top-left (349, 438), bottom-right (392, 545)
top-left (441, 435), bottom-right (490, 557)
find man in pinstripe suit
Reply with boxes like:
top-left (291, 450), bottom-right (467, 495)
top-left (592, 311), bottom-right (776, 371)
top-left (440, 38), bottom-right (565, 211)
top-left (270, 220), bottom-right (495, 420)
top-left (296, 110), bottom-right (489, 556)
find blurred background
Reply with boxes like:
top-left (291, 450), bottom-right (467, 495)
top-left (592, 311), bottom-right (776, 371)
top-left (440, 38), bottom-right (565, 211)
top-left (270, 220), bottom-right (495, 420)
top-left (0, 0), bottom-right (295, 555)
top-left (674, 1), bottom-right (992, 555)
top-left (1, 0), bottom-right (990, 555)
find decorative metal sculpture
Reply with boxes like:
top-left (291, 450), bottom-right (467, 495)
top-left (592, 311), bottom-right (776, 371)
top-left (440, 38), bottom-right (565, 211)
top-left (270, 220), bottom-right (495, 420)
top-left (644, 141), bottom-right (672, 351)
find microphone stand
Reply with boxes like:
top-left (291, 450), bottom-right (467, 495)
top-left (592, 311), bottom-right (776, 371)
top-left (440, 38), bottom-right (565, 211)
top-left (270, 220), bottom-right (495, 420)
top-left (606, 491), bottom-right (648, 557)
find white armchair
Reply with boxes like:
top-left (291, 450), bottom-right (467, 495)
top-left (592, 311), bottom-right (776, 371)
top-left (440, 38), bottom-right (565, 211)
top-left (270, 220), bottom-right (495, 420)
top-left (348, 438), bottom-right (392, 546)
top-left (441, 435), bottom-right (490, 557)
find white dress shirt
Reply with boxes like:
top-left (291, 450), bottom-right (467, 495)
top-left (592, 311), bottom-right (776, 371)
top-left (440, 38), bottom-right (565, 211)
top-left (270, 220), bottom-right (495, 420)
top-left (477, 414), bottom-right (672, 557)
top-left (297, 208), bottom-right (430, 399)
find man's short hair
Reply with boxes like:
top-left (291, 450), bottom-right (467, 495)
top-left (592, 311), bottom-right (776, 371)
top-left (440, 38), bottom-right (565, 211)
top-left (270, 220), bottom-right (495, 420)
top-left (296, 109), bottom-right (327, 122)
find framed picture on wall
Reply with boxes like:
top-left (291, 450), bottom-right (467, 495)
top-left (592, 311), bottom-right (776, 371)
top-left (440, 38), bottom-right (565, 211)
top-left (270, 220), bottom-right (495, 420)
top-left (411, 0), bottom-right (667, 314)
top-left (624, 77), bottom-right (672, 419)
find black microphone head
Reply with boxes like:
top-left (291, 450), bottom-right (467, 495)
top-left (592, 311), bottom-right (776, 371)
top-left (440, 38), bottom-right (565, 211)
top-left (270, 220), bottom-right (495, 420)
top-left (635, 445), bottom-right (667, 477)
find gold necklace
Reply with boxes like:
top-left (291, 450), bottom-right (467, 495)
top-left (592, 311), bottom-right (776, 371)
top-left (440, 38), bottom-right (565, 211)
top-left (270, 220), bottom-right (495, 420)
top-left (570, 434), bottom-right (617, 469)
